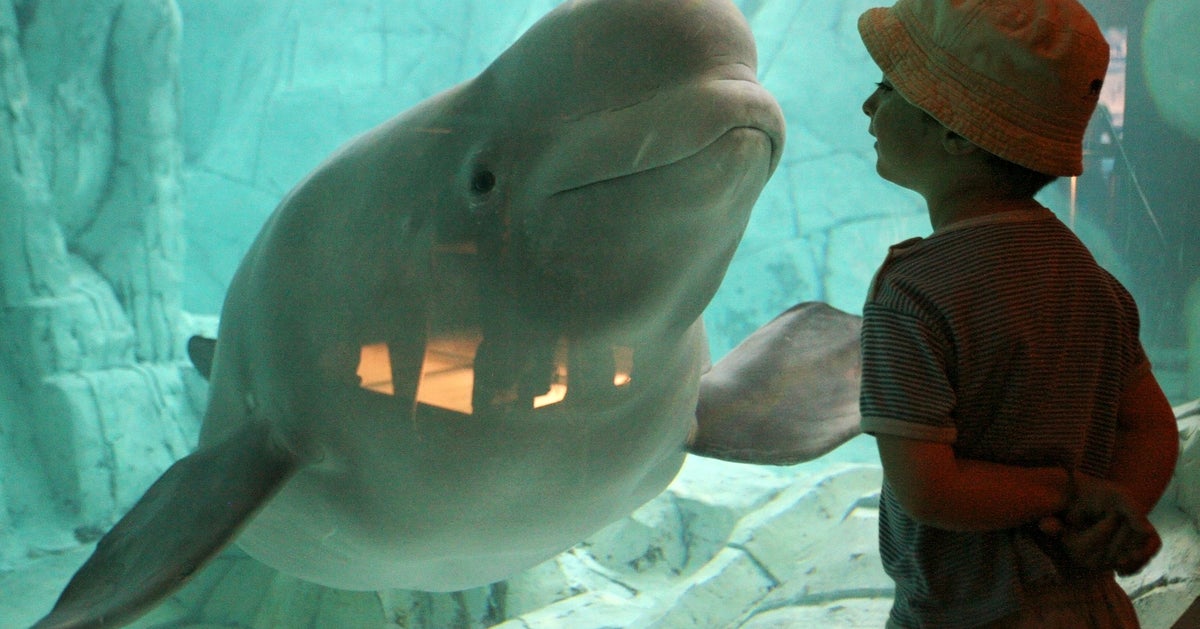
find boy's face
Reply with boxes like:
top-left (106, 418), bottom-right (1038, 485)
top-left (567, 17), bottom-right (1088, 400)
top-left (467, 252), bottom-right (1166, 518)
top-left (861, 76), bottom-right (945, 192)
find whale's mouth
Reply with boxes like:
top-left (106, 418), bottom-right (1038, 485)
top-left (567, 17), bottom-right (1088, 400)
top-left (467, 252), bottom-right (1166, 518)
top-left (534, 73), bottom-right (784, 201)
top-left (549, 126), bottom-right (776, 201)
top-left (547, 124), bottom-right (777, 219)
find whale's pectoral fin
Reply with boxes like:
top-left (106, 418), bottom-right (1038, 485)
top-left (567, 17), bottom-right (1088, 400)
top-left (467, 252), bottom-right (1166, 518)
top-left (688, 302), bottom-right (863, 465)
top-left (187, 335), bottom-right (217, 380)
top-left (33, 422), bottom-right (297, 629)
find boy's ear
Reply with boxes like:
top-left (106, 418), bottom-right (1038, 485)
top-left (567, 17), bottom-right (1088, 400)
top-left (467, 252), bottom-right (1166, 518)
top-left (941, 129), bottom-right (978, 156)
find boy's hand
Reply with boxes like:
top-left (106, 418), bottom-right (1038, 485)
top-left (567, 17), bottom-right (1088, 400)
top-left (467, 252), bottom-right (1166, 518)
top-left (1037, 472), bottom-right (1161, 576)
top-left (1040, 512), bottom-right (1160, 575)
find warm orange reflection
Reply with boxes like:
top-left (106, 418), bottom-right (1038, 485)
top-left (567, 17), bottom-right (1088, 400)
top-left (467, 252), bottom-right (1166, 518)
top-left (613, 346), bottom-right (633, 387)
top-left (356, 343), bottom-right (395, 396)
top-left (356, 338), bottom-right (633, 412)
top-left (532, 383), bottom-right (568, 408)
top-left (532, 339), bottom-right (570, 408)
top-left (416, 334), bottom-right (480, 414)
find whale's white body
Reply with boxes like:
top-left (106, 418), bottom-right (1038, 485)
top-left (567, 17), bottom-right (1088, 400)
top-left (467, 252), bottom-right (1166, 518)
top-left (205, 0), bottom-right (783, 591)
top-left (36, 2), bottom-right (794, 626)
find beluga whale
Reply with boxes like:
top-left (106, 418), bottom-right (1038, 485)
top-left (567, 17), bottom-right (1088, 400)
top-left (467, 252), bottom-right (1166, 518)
top-left (36, 0), bottom-right (862, 626)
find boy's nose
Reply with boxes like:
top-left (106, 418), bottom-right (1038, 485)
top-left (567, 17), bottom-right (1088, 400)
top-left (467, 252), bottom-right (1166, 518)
top-left (862, 93), bottom-right (877, 117)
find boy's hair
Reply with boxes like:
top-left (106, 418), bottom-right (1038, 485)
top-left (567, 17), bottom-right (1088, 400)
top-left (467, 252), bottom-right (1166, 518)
top-left (858, 0), bottom-right (1109, 177)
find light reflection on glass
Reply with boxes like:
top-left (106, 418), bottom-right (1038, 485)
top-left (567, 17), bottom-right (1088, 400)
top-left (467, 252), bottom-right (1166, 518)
top-left (416, 333), bottom-right (481, 414)
top-left (613, 346), bottom-right (633, 387)
top-left (355, 339), bottom-right (634, 413)
top-left (356, 343), bottom-right (395, 396)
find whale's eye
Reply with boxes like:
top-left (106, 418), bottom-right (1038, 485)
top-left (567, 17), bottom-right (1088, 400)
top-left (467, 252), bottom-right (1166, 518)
top-left (471, 170), bottom-right (496, 194)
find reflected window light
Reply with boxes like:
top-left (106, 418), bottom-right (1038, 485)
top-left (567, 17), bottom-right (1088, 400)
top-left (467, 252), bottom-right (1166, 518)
top-left (533, 383), bottom-right (568, 408)
top-left (356, 343), bottom-right (395, 396)
top-left (357, 338), bottom-right (633, 412)
top-left (355, 335), bottom-right (484, 414)
top-left (1099, 26), bottom-right (1126, 134)
top-left (613, 346), bottom-right (633, 387)
top-left (533, 338), bottom-right (570, 408)
top-left (416, 333), bottom-right (480, 414)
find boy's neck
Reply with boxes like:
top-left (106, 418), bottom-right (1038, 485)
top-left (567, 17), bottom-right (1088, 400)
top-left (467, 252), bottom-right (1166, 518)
top-left (917, 157), bottom-right (1042, 232)
top-left (925, 188), bottom-right (1042, 232)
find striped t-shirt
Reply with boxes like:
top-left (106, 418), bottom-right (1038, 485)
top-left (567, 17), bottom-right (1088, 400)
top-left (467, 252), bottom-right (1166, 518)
top-left (859, 206), bottom-right (1149, 628)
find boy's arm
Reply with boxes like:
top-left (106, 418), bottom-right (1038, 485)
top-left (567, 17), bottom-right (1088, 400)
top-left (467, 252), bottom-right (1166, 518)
top-left (876, 368), bottom-right (1179, 534)
top-left (875, 435), bottom-right (1072, 532)
top-left (1107, 368), bottom-right (1178, 514)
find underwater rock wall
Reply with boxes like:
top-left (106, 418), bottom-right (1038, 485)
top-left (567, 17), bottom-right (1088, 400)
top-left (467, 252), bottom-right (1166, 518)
top-left (0, 0), bottom-right (199, 569)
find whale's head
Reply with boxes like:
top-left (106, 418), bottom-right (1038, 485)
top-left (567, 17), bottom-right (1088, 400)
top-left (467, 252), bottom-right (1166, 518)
top-left (436, 0), bottom-right (785, 334)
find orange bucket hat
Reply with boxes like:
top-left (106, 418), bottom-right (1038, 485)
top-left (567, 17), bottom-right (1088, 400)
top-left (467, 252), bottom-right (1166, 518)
top-left (858, 0), bottom-right (1109, 177)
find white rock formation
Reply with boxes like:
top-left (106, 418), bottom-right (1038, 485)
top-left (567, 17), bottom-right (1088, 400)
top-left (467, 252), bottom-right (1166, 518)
top-left (0, 0), bottom-right (199, 574)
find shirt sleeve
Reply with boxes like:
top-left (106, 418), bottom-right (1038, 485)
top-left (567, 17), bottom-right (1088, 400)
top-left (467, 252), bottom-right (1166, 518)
top-left (859, 301), bottom-right (958, 444)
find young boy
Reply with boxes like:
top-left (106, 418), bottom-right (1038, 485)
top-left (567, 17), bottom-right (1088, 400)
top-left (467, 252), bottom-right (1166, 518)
top-left (855, 0), bottom-right (1180, 626)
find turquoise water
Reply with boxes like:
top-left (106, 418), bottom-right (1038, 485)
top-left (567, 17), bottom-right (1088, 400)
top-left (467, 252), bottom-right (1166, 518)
top-left (1, 0), bottom-right (1196, 627)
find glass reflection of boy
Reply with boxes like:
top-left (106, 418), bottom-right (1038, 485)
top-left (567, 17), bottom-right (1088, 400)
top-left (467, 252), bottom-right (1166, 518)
top-left (855, 0), bottom-right (1179, 626)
